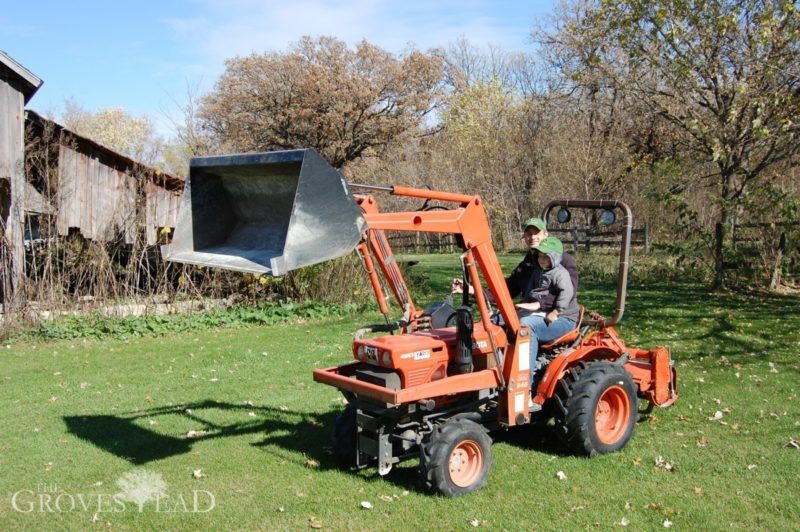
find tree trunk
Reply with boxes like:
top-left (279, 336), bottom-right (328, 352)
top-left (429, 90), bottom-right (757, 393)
top-left (713, 173), bottom-right (735, 291)
top-left (769, 232), bottom-right (786, 291)
top-left (713, 221), bottom-right (724, 290)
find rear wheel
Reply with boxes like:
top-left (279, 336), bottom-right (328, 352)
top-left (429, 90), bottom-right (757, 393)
top-left (553, 360), bottom-right (638, 456)
top-left (419, 419), bottom-right (492, 496)
top-left (332, 403), bottom-right (358, 466)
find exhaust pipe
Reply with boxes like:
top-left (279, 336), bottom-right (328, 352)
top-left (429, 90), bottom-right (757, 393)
top-left (162, 149), bottom-right (366, 275)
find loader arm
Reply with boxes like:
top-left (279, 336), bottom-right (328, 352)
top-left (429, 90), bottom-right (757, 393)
top-left (356, 195), bottom-right (419, 327)
top-left (348, 185), bottom-right (533, 426)
top-left (352, 185), bottom-right (522, 336)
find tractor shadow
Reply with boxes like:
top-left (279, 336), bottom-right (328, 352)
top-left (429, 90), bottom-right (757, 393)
top-left (64, 400), bottom-right (338, 467)
top-left (64, 401), bottom-right (423, 491)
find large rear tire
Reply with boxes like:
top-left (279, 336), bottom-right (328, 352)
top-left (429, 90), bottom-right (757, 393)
top-left (419, 419), bottom-right (492, 496)
top-left (553, 360), bottom-right (638, 456)
top-left (332, 403), bottom-right (358, 466)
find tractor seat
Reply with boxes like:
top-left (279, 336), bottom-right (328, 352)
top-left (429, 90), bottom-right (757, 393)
top-left (539, 306), bottom-right (585, 350)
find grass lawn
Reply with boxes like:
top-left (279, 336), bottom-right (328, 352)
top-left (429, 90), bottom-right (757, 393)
top-left (1, 254), bottom-right (799, 530)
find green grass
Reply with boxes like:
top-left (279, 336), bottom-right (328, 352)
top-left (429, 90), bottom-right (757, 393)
top-left (1, 254), bottom-right (799, 530)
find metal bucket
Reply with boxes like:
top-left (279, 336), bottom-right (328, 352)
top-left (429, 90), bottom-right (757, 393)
top-left (162, 149), bottom-right (366, 275)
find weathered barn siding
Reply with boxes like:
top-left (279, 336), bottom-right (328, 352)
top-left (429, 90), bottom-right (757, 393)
top-left (144, 180), bottom-right (180, 245)
top-left (0, 79), bottom-right (25, 299)
top-left (1, 51), bottom-right (41, 305)
top-left (26, 111), bottom-right (184, 246)
top-left (56, 144), bottom-right (138, 243)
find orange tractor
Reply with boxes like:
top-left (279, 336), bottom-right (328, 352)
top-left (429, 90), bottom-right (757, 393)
top-left (164, 148), bottom-right (677, 496)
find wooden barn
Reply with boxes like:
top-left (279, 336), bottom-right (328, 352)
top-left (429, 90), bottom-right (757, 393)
top-left (1, 51), bottom-right (184, 307)
top-left (25, 110), bottom-right (183, 246)
top-left (1, 50), bottom-right (42, 305)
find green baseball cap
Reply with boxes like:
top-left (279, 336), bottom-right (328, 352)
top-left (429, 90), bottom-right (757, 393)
top-left (521, 217), bottom-right (547, 232)
top-left (533, 236), bottom-right (563, 255)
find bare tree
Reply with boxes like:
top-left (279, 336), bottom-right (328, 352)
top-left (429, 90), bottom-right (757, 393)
top-left (198, 36), bottom-right (444, 168)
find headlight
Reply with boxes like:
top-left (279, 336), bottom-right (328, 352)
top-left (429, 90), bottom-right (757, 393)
top-left (357, 345), bottom-right (366, 360)
top-left (382, 351), bottom-right (392, 367)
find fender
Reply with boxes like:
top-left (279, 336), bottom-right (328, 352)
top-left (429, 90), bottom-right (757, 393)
top-left (534, 346), bottom-right (620, 403)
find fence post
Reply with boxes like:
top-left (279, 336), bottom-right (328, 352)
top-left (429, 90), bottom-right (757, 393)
top-left (584, 228), bottom-right (591, 253)
top-left (644, 222), bottom-right (650, 254)
top-left (571, 227), bottom-right (580, 255)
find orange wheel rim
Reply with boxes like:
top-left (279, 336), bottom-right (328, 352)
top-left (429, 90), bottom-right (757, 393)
top-left (448, 439), bottom-right (483, 488)
top-left (595, 385), bottom-right (630, 445)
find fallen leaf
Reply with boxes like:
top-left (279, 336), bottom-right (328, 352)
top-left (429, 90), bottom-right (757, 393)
top-left (378, 495), bottom-right (393, 502)
top-left (470, 518), bottom-right (481, 527)
top-left (90, 512), bottom-right (99, 523)
top-left (692, 486), bottom-right (704, 495)
top-left (784, 438), bottom-right (800, 449)
top-left (80, 382), bottom-right (89, 389)
top-left (747, 464), bottom-right (757, 470)
top-left (309, 516), bottom-right (323, 528)
top-left (148, 420), bottom-right (157, 426)
top-left (192, 469), bottom-right (204, 479)
top-left (654, 456), bottom-right (676, 472)
top-left (305, 459), bottom-right (319, 469)
top-left (556, 470), bottom-right (567, 480)
top-left (186, 430), bottom-right (207, 439)
top-left (277, 506), bottom-right (285, 512)
top-left (696, 438), bottom-right (708, 447)
top-left (280, 405), bottom-right (289, 411)
top-left (769, 362), bottom-right (778, 373)
top-left (248, 412), bottom-right (256, 417)
top-left (361, 501), bottom-right (373, 509)
top-left (663, 519), bottom-right (673, 528)
top-left (619, 517), bottom-right (630, 527)
top-left (632, 457), bottom-right (642, 466)
top-left (709, 411), bottom-right (724, 421)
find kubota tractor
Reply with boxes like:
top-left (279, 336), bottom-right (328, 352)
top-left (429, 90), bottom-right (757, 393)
top-left (163, 148), bottom-right (677, 496)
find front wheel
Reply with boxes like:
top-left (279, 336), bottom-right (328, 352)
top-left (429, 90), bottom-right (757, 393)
top-left (419, 419), bottom-right (492, 496)
top-left (332, 403), bottom-right (358, 466)
top-left (553, 360), bottom-right (638, 456)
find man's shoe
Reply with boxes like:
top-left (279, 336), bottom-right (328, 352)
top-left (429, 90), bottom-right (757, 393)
top-left (529, 398), bottom-right (542, 413)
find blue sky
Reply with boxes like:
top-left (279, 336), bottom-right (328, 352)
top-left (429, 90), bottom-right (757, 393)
top-left (2, 1), bottom-right (556, 137)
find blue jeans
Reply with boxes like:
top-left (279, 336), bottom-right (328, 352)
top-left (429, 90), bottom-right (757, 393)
top-left (519, 314), bottom-right (576, 385)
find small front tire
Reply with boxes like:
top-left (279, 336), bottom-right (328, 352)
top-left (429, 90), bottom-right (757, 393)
top-left (332, 403), bottom-right (358, 466)
top-left (419, 419), bottom-right (492, 496)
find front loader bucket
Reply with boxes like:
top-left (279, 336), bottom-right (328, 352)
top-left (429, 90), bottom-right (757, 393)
top-left (162, 149), bottom-right (366, 275)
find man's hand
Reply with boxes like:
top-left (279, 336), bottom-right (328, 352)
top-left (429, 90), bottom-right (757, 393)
top-left (545, 309), bottom-right (559, 324)
top-left (515, 302), bottom-right (541, 312)
top-left (451, 278), bottom-right (474, 295)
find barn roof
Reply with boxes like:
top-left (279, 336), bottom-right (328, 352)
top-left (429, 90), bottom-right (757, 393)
top-left (25, 110), bottom-right (184, 191)
top-left (0, 50), bottom-right (43, 104)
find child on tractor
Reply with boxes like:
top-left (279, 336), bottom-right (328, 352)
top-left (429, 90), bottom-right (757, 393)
top-left (516, 236), bottom-right (581, 398)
